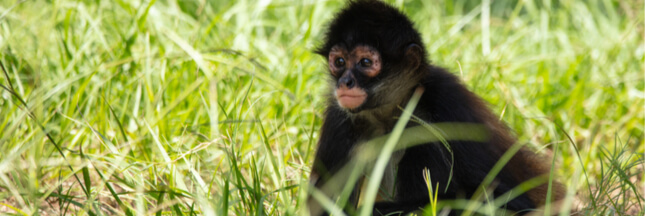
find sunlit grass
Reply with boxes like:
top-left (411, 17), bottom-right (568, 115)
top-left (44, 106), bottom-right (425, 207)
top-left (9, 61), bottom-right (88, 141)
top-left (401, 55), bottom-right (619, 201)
top-left (0, 0), bottom-right (643, 215)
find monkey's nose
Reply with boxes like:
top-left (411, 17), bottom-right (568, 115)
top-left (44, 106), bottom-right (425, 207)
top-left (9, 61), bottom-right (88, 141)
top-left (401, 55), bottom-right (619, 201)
top-left (339, 76), bottom-right (356, 89)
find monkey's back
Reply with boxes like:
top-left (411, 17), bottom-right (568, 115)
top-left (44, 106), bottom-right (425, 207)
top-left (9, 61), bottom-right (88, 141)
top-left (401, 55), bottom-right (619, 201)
top-left (408, 65), bottom-right (564, 209)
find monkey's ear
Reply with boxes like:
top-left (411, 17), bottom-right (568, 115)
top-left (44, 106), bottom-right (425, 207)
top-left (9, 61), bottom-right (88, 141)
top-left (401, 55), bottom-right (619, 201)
top-left (404, 43), bottom-right (423, 69)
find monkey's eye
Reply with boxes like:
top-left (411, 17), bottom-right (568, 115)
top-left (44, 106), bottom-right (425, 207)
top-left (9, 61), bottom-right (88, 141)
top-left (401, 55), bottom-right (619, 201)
top-left (359, 58), bottom-right (372, 67)
top-left (334, 58), bottom-right (346, 67)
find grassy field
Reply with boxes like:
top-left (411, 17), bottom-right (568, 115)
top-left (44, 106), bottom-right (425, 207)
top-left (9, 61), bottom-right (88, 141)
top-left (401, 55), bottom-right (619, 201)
top-left (0, 0), bottom-right (643, 215)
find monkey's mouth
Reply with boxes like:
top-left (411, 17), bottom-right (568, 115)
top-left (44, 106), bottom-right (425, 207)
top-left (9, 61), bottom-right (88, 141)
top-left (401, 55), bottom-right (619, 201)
top-left (336, 93), bottom-right (367, 110)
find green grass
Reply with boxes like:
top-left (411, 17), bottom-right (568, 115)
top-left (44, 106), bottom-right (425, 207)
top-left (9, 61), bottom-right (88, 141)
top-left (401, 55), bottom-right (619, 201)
top-left (0, 0), bottom-right (643, 215)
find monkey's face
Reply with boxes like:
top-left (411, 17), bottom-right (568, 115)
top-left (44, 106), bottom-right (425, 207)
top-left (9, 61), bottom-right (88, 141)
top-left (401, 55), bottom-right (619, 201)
top-left (316, 0), bottom-right (427, 114)
top-left (327, 44), bottom-right (382, 111)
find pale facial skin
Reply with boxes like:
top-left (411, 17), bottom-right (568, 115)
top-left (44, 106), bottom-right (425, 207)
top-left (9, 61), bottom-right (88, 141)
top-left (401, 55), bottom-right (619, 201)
top-left (327, 45), bottom-right (382, 109)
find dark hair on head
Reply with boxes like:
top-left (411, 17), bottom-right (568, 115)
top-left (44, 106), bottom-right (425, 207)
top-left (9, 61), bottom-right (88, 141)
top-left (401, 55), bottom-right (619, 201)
top-left (316, 0), bottom-right (426, 62)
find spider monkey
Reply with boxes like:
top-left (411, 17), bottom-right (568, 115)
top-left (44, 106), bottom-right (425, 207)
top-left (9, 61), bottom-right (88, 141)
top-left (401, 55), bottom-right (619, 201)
top-left (308, 1), bottom-right (564, 215)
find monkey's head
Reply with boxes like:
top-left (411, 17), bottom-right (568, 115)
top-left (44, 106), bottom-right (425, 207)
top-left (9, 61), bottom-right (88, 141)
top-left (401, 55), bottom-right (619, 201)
top-left (316, 0), bottom-right (427, 113)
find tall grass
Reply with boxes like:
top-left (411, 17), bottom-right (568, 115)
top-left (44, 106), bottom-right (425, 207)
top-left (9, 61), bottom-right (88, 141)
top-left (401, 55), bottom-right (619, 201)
top-left (0, 0), bottom-right (642, 215)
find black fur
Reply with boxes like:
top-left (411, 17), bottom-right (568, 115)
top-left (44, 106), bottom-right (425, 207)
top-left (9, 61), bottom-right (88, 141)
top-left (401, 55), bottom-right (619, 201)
top-left (310, 1), bottom-right (562, 215)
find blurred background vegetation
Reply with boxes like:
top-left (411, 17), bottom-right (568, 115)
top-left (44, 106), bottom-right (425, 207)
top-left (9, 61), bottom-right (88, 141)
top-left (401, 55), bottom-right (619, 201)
top-left (0, 0), bottom-right (643, 215)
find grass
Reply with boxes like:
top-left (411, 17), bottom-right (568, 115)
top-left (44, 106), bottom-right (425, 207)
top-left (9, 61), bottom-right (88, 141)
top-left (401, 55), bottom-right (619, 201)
top-left (0, 0), bottom-right (643, 215)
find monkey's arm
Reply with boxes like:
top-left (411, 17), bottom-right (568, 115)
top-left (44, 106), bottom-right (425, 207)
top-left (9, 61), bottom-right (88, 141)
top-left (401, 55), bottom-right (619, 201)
top-left (311, 107), bottom-right (357, 185)
top-left (309, 107), bottom-right (361, 215)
